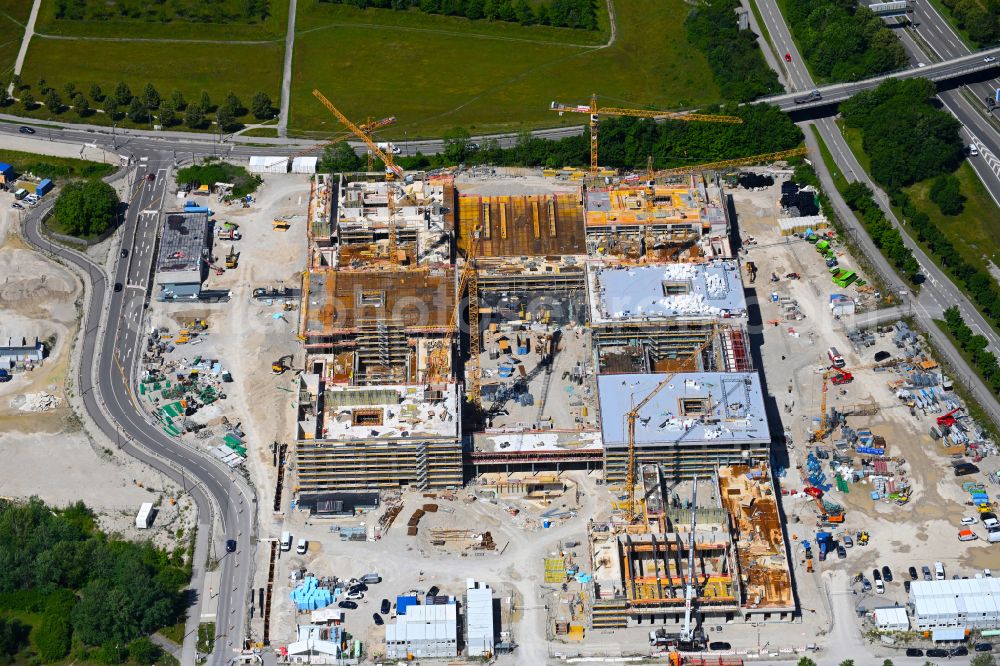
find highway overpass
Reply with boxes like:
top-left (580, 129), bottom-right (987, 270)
top-left (765, 46), bottom-right (1000, 111)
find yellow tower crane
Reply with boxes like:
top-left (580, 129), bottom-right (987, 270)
top-left (549, 94), bottom-right (744, 174)
top-left (649, 147), bottom-right (809, 180)
top-left (443, 222), bottom-right (483, 405)
top-left (313, 90), bottom-right (405, 265)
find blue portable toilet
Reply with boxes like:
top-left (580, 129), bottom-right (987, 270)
top-left (35, 179), bottom-right (53, 197)
top-left (0, 163), bottom-right (14, 184)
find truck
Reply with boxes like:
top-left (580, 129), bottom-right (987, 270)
top-left (35, 179), bottom-right (53, 197)
top-left (794, 90), bottom-right (822, 104)
top-left (136, 502), bottom-right (155, 529)
top-left (827, 347), bottom-right (846, 369)
top-left (216, 222), bottom-right (241, 241)
top-left (281, 531), bottom-right (292, 551)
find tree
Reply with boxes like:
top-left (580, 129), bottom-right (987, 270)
top-left (972, 653), bottom-right (997, 666)
top-left (127, 637), bottom-right (162, 664)
top-left (185, 104), bottom-right (205, 129)
top-left (114, 81), bottom-right (132, 106)
top-left (44, 88), bottom-right (63, 113)
top-left (36, 77), bottom-right (48, 93)
top-left (10, 74), bottom-right (21, 91)
top-left (839, 661), bottom-right (855, 666)
top-left (53, 180), bottom-right (121, 237)
top-left (89, 83), bottom-right (104, 102)
top-left (20, 91), bottom-right (35, 111)
top-left (250, 91), bottom-right (273, 119)
top-left (142, 83), bottom-right (160, 111)
top-left (199, 90), bottom-right (213, 113)
top-left (127, 97), bottom-right (148, 123)
top-left (216, 105), bottom-right (236, 132)
top-left (63, 81), bottom-right (76, 98)
top-left (223, 91), bottom-right (243, 116)
top-left (465, 0), bottom-right (485, 18)
top-left (0, 86), bottom-right (9, 107)
top-left (319, 142), bottom-right (363, 172)
top-left (797, 659), bottom-right (817, 666)
top-left (0, 617), bottom-right (28, 660)
top-left (170, 89), bottom-right (187, 111)
top-left (73, 92), bottom-right (91, 116)
top-left (882, 660), bottom-right (894, 666)
top-left (929, 173), bottom-right (965, 215)
top-left (103, 96), bottom-right (119, 120)
top-left (443, 126), bottom-right (471, 163)
top-left (159, 104), bottom-right (176, 127)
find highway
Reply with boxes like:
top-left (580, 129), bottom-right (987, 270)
top-left (18, 148), bottom-right (254, 666)
top-left (752, 0), bottom-right (1000, 429)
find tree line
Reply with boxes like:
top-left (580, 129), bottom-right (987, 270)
top-left (684, 0), bottom-right (782, 103)
top-left (0, 498), bottom-right (186, 664)
top-left (840, 181), bottom-right (920, 281)
top-left (943, 306), bottom-right (1000, 394)
top-left (54, 0), bottom-right (270, 23)
top-left (938, 0), bottom-right (1000, 47)
top-left (322, 104), bottom-right (802, 172)
top-left (318, 0), bottom-right (600, 30)
top-left (784, 0), bottom-right (907, 81)
top-left (1, 76), bottom-right (275, 132)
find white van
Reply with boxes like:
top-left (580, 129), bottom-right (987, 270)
top-left (296, 538), bottom-right (308, 554)
top-left (280, 531), bottom-right (292, 551)
top-left (935, 561), bottom-right (945, 580)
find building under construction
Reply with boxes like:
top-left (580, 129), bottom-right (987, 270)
top-left (598, 372), bottom-right (770, 482)
top-left (588, 464), bottom-right (795, 631)
top-left (584, 175), bottom-right (733, 262)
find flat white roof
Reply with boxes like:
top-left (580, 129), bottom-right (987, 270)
top-left (873, 607), bottom-right (909, 629)
top-left (911, 579), bottom-right (1000, 619)
top-left (319, 383), bottom-right (460, 442)
top-left (465, 581), bottom-right (495, 656)
top-left (248, 156), bottom-right (288, 174)
top-left (291, 156), bottom-right (318, 173)
top-left (597, 372), bottom-right (770, 447)
top-left (386, 603), bottom-right (457, 644)
top-left (588, 261), bottom-right (746, 324)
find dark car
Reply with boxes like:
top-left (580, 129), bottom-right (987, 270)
top-left (121, 248), bottom-right (128, 257)
top-left (905, 648), bottom-right (924, 657)
top-left (373, 612), bottom-right (384, 626)
top-left (113, 282), bottom-right (123, 292)
top-left (381, 599), bottom-right (390, 614)
top-left (882, 566), bottom-right (893, 582)
top-left (338, 601), bottom-right (358, 610)
top-left (18, 126), bottom-right (35, 134)
top-left (950, 647), bottom-right (969, 656)
top-left (861, 577), bottom-right (872, 592)
top-left (904, 580), bottom-right (911, 593)
top-left (226, 539), bottom-right (237, 553)
top-left (146, 173), bottom-right (155, 181)
top-left (908, 566), bottom-right (918, 580)
top-left (709, 642), bottom-right (731, 651)
top-left (427, 585), bottom-right (440, 597)
top-left (873, 569), bottom-right (882, 581)
top-left (836, 545), bottom-right (847, 559)
top-left (926, 648), bottom-right (948, 657)
top-left (874, 350), bottom-right (892, 362)
top-left (349, 583), bottom-right (367, 593)
top-left (975, 643), bottom-right (994, 652)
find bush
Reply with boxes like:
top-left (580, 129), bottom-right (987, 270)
top-left (176, 159), bottom-right (262, 199)
top-left (53, 180), bottom-right (120, 237)
top-left (126, 637), bottom-right (162, 665)
top-left (929, 173), bottom-right (965, 215)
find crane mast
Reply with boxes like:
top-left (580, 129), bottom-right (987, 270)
top-left (681, 475), bottom-right (698, 644)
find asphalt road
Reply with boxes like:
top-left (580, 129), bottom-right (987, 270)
top-left (19, 152), bottom-right (255, 666)
top-left (754, 0), bottom-right (1000, 422)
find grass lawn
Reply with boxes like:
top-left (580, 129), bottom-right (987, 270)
top-left (905, 161), bottom-right (1000, 273)
top-left (17, 38), bottom-right (282, 128)
top-left (0, 0), bottom-right (32, 81)
top-left (33, 0), bottom-right (290, 41)
top-left (834, 119), bottom-right (871, 173)
top-left (158, 618), bottom-right (187, 645)
top-left (0, 148), bottom-right (114, 180)
top-left (240, 127), bottom-right (279, 138)
top-left (290, 0), bottom-right (719, 137)
top-left (810, 125), bottom-right (850, 194)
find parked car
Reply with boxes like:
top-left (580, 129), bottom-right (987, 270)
top-left (963, 516), bottom-right (978, 525)
top-left (843, 535), bottom-right (853, 548)
top-left (381, 599), bottom-right (390, 615)
top-left (974, 642), bottom-right (993, 652)
top-left (950, 646), bottom-right (969, 656)
top-left (836, 545), bottom-right (846, 559)
top-left (908, 566), bottom-right (918, 580)
top-left (986, 569), bottom-right (993, 578)
top-left (904, 580), bottom-right (911, 593)
top-left (922, 565), bottom-right (932, 581)
top-left (18, 126), bottom-right (35, 134)
top-left (346, 590), bottom-right (364, 600)
top-left (226, 539), bottom-right (236, 552)
top-left (905, 648), bottom-right (924, 657)
top-left (875, 579), bottom-right (885, 594)
top-left (926, 648), bottom-right (948, 658)
top-left (10, 202), bottom-right (22, 210)
top-left (882, 566), bottom-right (893, 582)
top-left (427, 585), bottom-right (440, 597)
top-left (861, 577), bottom-right (872, 592)
top-left (709, 642), bottom-right (731, 651)
top-left (373, 613), bottom-right (384, 626)
top-left (338, 600), bottom-right (358, 610)
top-left (872, 569), bottom-right (882, 581)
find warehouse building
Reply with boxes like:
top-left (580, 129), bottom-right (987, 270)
top-left (910, 579), bottom-right (1000, 631)
top-left (597, 372), bottom-right (770, 481)
top-left (155, 210), bottom-right (210, 300)
top-left (385, 602), bottom-right (458, 659)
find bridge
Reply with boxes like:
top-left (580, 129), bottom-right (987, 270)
top-left (765, 46), bottom-right (1000, 111)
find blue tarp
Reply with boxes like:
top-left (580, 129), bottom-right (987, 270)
top-left (290, 576), bottom-right (333, 611)
top-left (396, 595), bottom-right (418, 615)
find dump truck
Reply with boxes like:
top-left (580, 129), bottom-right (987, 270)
top-left (273, 218), bottom-right (290, 231)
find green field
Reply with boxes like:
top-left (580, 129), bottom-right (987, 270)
top-left (905, 161), bottom-right (1000, 272)
top-left (290, 0), bottom-right (719, 137)
top-left (0, 148), bottom-right (115, 180)
top-left (17, 38), bottom-right (283, 127)
top-left (0, 0), bottom-right (32, 81)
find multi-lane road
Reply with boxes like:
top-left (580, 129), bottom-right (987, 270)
top-left (18, 146), bottom-right (254, 666)
top-left (752, 0), bottom-right (1000, 427)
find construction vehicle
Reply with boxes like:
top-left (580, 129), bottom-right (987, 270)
top-left (225, 247), bottom-right (239, 269)
top-left (216, 222), bottom-right (242, 240)
top-left (273, 218), bottom-right (290, 231)
top-left (937, 407), bottom-right (962, 428)
top-left (678, 476), bottom-right (706, 652)
top-left (272, 355), bottom-right (293, 374)
top-left (549, 94), bottom-right (743, 174)
top-left (202, 257), bottom-right (224, 276)
top-left (830, 368), bottom-right (854, 385)
top-left (744, 261), bottom-right (757, 283)
top-left (443, 223), bottom-right (482, 405)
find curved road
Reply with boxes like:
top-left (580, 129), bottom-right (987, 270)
top-left (20, 159), bottom-right (254, 666)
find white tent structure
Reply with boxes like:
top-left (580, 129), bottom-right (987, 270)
top-left (291, 156), bottom-right (318, 174)
top-left (248, 156), bottom-right (288, 174)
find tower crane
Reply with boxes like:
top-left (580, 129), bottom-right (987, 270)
top-left (313, 90), bottom-right (405, 265)
top-left (648, 147), bottom-right (809, 180)
top-left (283, 116), bottom-right (397, 171)
top-left (549, 94), bottom-right (743, 174)
top-left (444, 222), bottom-right (483, 406)
top-left (679, 474), bottom-right (701, 650)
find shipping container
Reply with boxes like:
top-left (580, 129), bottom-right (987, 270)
top-left (35, 179), bottom-right (53, 197)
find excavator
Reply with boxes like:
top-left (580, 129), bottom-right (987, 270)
top-left (272, 355), bottom-right (293, 374)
